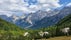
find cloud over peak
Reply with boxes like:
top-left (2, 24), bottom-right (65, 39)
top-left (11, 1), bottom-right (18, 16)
top-left (66, 2), bottom-right (71, 6)
top-left (0, 0), bottom-right (61, 16)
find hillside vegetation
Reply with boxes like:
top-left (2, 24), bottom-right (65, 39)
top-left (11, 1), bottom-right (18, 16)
top-left (0, 18), bottom-right (23, 31)
top-left (56, 14), bottom-right (71, 27)
top-left (0, 18), bottom-right (27, 40)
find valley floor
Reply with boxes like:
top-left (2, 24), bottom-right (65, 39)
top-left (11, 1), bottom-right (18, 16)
top-left (37, 36), bottom-right (71, 40)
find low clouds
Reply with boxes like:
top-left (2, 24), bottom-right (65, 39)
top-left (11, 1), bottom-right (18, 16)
top-left (0, 0), bottom-right (61, 16)
top-left (66, 2), bottom-right (71, 6)
top-left (28, 0), bottom-right (61, 12)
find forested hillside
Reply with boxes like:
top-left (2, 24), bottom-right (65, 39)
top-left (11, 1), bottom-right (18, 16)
top-left (56, 14), bottom-right (71, 27)
top-left (0, 18), bottom-right (27, 40)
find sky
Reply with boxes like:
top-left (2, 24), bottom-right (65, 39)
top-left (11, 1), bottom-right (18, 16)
top-left (0, 0), bottom-right (71, 17)
top-left (59, 0), bottom-right (71, 4)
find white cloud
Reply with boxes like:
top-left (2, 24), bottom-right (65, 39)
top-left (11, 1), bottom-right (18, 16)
top-left (0, 10), bottom-right (13, 17)
top-left (66, 2), bottom-right (71, 6)
top-left (0, 0), bottom-right (61, 16)
top-left (37, 0), bottom-right (60, 7)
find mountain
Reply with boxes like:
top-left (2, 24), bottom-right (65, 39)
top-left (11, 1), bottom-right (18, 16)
top-left (27, 6), bottom-right (71, 29)
top-left (10, 9), bottom-right (59, 29)
top-left (56, 14), bottom-right (71, 27)
top-left (0, 15), bottom-right (12, 22)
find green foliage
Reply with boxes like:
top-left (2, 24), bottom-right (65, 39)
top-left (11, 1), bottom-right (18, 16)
top-left (0, 18), bottom-right (24, 31)
top-left (0, 18), bottom-right (26, 40)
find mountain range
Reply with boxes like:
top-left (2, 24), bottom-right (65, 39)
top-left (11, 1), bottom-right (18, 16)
top-left (0, 4), bottom-right (71, 29)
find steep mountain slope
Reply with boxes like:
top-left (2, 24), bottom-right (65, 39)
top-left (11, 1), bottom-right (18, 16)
top-left (0, 18), bottom-right (23, 31)
top-left (20, 6), bottom-right (71, 29)
top-left (56, 14), bottom-right (71, 27)
top-left (29, 6), bottom-right (71, 29)
top-left (0, 15), bottom-right (12, 22)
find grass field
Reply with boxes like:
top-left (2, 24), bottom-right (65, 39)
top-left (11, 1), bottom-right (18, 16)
top-left (37, 36), bottom-right (71, 40)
